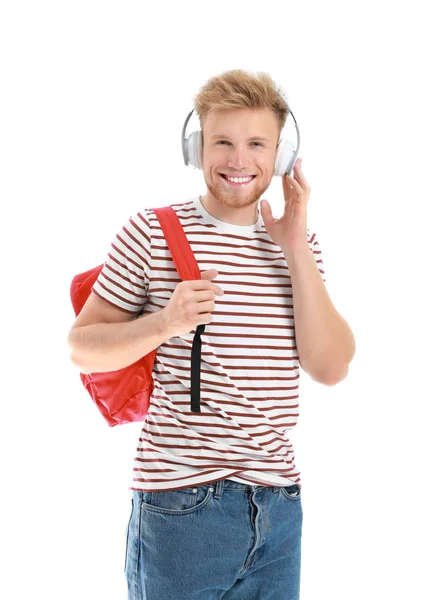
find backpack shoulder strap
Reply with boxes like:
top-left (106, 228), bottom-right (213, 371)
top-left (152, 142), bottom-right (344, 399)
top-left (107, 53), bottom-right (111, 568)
top-left (153, 205), bottom-right (205, 413)
top-left (152, 206), bottom-right (201, 281)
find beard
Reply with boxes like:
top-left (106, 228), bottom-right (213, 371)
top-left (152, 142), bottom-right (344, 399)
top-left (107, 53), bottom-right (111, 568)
top-left (203, 171), bottom-right (271, 210)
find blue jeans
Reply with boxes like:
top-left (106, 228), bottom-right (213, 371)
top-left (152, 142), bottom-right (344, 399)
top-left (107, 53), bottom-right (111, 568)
top-left (124, 478), bottom-right (303, 599)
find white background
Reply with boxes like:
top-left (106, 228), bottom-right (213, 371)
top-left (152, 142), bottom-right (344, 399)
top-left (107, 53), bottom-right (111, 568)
top-left (1, 1), bottom-right (433, 598)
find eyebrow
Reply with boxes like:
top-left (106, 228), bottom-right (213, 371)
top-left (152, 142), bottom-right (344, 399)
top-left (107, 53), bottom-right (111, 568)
top-left (210, 134), bottom-right (272, 142)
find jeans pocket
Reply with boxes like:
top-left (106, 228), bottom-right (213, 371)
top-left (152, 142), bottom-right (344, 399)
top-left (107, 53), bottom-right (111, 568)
top-left (280, 484), bottom-right (302, 501)
top-left (141, 485), bottom-right (213, 515)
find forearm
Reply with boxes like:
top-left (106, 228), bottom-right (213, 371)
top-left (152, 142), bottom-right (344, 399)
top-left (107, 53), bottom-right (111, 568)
top-left (68, 308), bottom-right (173, 374)
top-left (284, 244), bottom-right (355, 384)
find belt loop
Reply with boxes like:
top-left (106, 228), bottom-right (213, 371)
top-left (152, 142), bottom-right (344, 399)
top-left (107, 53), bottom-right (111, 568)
top-left (214, 478), bottom-right (224, 499)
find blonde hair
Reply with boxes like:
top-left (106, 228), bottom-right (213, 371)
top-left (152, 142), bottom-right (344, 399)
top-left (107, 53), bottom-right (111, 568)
top-left (193, 69), bottom-right (290, 134)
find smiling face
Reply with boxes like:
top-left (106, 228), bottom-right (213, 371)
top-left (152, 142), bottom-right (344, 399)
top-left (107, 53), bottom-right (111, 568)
top-left (200, 107), bottom-right (280, 219)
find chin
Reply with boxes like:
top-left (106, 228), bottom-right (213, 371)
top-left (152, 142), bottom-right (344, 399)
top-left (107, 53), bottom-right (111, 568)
top-left (215, 190), bottom-right (260, 208)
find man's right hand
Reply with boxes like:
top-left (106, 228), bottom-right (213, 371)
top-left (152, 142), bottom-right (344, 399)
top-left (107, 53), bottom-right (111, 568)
top-left (162, 269), bottom-right (224, 337)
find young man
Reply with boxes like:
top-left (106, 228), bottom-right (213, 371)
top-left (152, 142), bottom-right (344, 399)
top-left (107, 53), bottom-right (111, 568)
top-left (68, 69), bottom-right (355, 600)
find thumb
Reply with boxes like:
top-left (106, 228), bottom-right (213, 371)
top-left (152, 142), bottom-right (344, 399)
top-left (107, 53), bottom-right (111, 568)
top-left (201, 268), bottom-right (219, 281)
top-left (260, 199), bottom-right (273, 223)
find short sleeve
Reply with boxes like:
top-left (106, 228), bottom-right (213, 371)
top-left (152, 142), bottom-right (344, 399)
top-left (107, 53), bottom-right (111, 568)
top-left (307, 229), bottom-right (326, 283)
top-left (91, 210), bottom-right (152, 313)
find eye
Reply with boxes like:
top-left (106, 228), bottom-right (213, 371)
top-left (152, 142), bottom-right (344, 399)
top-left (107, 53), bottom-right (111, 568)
top-left (216, 140), bottom-right (264, 147)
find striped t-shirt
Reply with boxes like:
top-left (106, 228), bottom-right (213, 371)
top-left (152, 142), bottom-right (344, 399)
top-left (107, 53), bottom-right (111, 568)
top-left (92, 195), bottom-right (326, 492)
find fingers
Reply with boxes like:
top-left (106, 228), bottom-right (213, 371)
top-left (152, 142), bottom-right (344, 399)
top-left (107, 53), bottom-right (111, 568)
top-left (284, 159), bottom-right (310, 192)
top-left (283, 173), bottom-right (301, 194)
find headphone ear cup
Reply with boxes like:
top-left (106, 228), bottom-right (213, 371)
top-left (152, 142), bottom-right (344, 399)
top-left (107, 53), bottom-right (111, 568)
top-left (274, 139), bottom-right (296, 176)
top-left (187, 131), bottom-right (203, 169)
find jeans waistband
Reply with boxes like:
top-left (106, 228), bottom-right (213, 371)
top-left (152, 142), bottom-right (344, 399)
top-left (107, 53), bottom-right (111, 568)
top-left (133, 478), bottom-right (300, 499)
top-left (209, 478), bottom-right (298, 499)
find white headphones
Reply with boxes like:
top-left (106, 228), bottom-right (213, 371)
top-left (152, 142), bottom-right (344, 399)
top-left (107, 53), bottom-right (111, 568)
top-left (181, 101), bottom-right (300, 177)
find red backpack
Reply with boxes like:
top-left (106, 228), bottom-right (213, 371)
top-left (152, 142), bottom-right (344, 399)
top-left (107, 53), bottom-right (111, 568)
top-left (70, 206), bottom-right (205, 427)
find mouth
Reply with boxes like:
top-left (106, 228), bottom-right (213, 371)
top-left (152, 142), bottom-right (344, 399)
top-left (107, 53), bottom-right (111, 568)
top-left (220, 174), bottom-right (257, 188)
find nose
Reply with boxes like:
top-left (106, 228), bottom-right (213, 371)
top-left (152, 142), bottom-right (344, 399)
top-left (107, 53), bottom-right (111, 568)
top-left (227, 145), bottom-right (249, 170)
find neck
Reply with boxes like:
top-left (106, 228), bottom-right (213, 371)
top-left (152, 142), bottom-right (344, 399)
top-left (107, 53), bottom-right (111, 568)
top-left (199, 193), bottom-right (260, 226)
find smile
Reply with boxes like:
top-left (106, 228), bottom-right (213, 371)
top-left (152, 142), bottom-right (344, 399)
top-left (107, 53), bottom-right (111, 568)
top-left (220, 174), bottom-right (256, 187)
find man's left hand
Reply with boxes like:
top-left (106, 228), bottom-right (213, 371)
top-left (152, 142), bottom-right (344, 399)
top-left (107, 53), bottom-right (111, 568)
top-left (260, 157), bottom-right (310, 252)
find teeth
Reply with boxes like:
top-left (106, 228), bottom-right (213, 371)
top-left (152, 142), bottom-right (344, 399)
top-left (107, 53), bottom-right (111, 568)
top-left (227, 176), bottom-right (253, 183)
